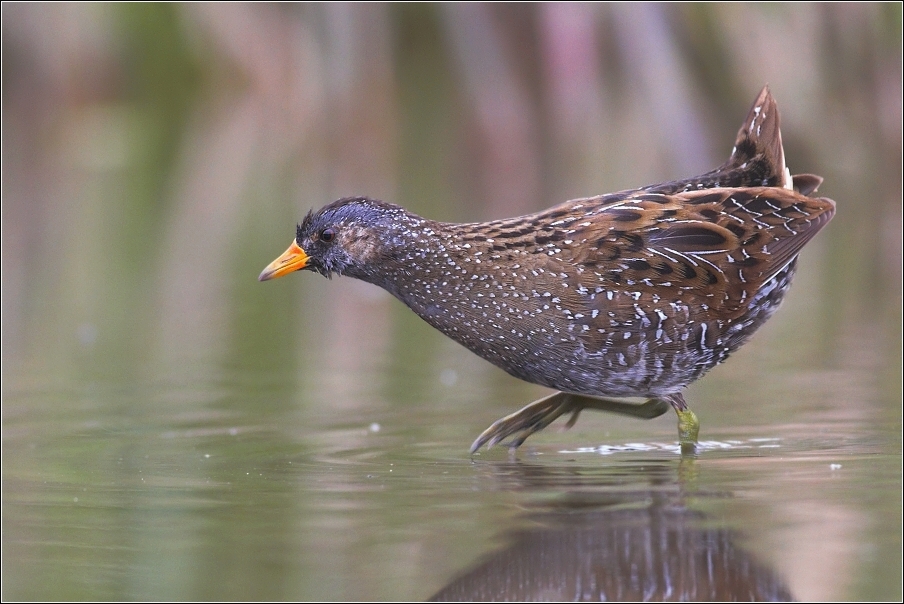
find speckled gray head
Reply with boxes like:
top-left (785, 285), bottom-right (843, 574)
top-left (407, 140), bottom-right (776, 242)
top-left (259, 196), bottom-right (423, 281)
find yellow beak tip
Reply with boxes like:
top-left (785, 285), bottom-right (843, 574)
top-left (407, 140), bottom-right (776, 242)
top-left (259, 240), bottom-right (310, 282)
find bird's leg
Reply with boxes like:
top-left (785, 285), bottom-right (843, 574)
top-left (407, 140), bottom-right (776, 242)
top-left (663, 392), bottom-right (699, 455)
top-left (470, 392), bottom-right (672, 453)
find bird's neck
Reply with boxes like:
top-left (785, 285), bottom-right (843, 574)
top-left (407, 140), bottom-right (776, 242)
top-left (355, 220), bottom-right (533, 357)
top-left (360, 221), bottom-right (475, 308)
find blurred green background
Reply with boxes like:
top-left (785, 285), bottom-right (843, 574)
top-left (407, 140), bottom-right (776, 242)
top-left (2, 3), bottom-right (901, 601)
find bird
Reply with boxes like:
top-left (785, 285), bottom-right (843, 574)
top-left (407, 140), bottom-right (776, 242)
top-left (259, 86), bottom-right (835, 454)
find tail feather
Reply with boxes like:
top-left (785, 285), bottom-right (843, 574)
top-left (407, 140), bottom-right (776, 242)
top-left (644, 86), bottom-right (808, 194)
top-left (722, 85), bottom-right (791, 190)
top-left (791, 173), bottom-right (823, 196)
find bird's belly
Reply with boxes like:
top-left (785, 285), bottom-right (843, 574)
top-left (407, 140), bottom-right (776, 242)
top-left (485, 334), bottom-right (715, 397)
top-left (421, 311), bottom-right (717, 397)
top-left (404, 261), bottom-right (797, 398)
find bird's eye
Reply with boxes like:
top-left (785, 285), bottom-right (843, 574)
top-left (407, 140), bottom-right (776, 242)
top-left (320, 228), bottom-right (336, 242)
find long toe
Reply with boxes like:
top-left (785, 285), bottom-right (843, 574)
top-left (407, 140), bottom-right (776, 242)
top-left (470, 392), bottom-right (573, 453)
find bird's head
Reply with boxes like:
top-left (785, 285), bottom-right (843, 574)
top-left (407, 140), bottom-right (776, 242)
top-left (258, 197), bottom-right (416, 282)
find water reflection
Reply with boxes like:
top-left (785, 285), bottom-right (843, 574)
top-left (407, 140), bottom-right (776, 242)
top-left (434, 459), bottom-right (792, 601)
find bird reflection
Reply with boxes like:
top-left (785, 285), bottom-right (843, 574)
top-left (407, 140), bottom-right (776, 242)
top-left (431, 459), bottom-right (792, 601)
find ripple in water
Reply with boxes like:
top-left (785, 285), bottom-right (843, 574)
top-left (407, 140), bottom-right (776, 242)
top-left (562, 437), bottom-right (782, 455)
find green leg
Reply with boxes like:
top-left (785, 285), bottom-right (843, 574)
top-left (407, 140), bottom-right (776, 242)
top-left (665, 393), bottom-right (699, 455)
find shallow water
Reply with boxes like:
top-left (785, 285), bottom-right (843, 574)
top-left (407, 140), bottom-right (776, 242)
top-left (3, 327), bottom-right (900, 601)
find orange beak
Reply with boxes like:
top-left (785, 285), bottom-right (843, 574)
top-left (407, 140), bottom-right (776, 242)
top-left (259, 240), bottom-right (310, 281)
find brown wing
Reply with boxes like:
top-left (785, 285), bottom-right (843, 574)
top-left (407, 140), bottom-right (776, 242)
top-left (559, 187), bottom-right (834, 315)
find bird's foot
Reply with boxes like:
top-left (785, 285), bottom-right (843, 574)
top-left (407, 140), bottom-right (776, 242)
top-left (470, 391), bottom-right (575, 454)
top-left (470, 393), bottom-right (672, 454)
